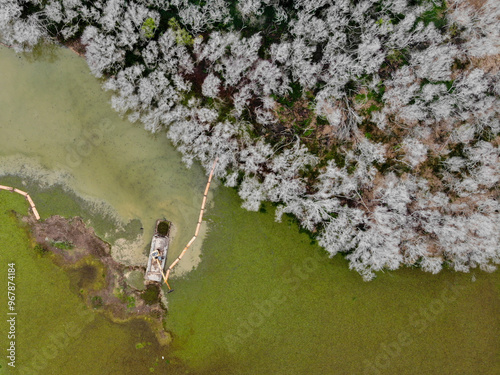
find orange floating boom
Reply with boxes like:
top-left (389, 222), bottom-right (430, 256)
top-left (164, 158), bottom-right (218, 290)
top-left (13, 188), bottom-right (28, 196)
top-left (26, 195), bottom-right (41, 220)
top-left (0, 185), bottom-right (41, 221)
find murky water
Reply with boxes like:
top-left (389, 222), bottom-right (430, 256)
top-left (0, 45), bottom-right (498, 374)
top-left (0, 191), bottom-right (173, 375)
top-left (0, 45), bottom-right (209, 273)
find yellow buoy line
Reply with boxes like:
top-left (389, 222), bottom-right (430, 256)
top-left (0, 185), bottom-right (41, 220)
top-left (161, 158), bottom-right (218, 291)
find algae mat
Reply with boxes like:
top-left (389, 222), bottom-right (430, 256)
top-left (164, 187), bottom-right (500, 374)
top-left (0, 191), bottom-right (172, 374)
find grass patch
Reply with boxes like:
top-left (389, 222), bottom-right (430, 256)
top-left (50, 240), bottom-right (74, 250)
top-left (90, 295), bottom-right (103, 309)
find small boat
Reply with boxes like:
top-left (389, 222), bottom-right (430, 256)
top-left (145, 219), bottom-right (171, 283)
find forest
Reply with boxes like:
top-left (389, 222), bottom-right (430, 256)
top-left (1, 0), bottom-right (498, 280)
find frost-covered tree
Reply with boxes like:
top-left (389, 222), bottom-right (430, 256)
top-left (202, 73), bottom-right (221, 98)
top-left (0, 0), bottom-right (46, 52)
top-left (81, 26), bottom-right (125, 77)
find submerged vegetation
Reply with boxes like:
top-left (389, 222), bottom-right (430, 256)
top-left (0, 0), bottom-right (498, 280)
top-left (141, 284), bottom-right (161, 305)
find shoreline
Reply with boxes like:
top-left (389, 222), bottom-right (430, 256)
top-left (25, 213), bottom-right (172, 346)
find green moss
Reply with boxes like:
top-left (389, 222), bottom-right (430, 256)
top-left (215, 101), bottom-right (236, 123)
top-left (303, 128), bottom-right (314, 137)
top-left (316, 116), bottom-right (329, 126)
top-left (321, 145), bottom-right (347, 169)
top-left (417, 0), bottom-right (448, 31)
top-left (386, 49), bottom-right (408, 66)
top-left (127, 296), bottom-right (136, 309)
top-left (135, 342), bottom-right (151, 349)
top-left (420, 78), bottom-right (455, 93)
top-left (114, 287), bottom-right (127, 302)
top-left (346, 162), bottom-right (357, 175)
top-left (423, 154), bottom-right (444, 175)
top-left (273, 82), bottom-right (303, 108)
top-left (448, 143), bottom-right (466, 158)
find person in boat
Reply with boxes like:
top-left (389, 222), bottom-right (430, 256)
top-left (152, 250), bottom-right (165, 262)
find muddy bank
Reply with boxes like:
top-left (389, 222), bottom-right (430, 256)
top-left (25, 215), bottom-right (171, 345)
top-left (63, 37), bottom-right (86, 57)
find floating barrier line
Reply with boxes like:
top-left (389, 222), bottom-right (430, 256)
top-left (164, 158), bottom-right (218, 291)
top-left (0, 185), bottom-right (41, 220)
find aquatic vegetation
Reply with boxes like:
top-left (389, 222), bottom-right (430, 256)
top-left (34, 244), bottom-right (49, 256)
top-left (0, 55), bottom-right (499, 373)
top-left (157, 220), bottom-right (170, 236)
top-left (50, 240), bottom-right (74, 250)
top-left (141, 284), bottom-right (161, 306)
top-left (135, 341), bottom-right (152, 350)
top-left (91, 295), bottom-right (104, 309)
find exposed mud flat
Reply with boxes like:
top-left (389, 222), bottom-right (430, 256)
top-left (27, 214), bottom-right (172, 345)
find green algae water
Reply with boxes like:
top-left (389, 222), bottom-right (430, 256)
top-left (0, 45), bottom-right (499, 374)
top-left (165, 188), bottom-right (500, 374)
top-left (0, 191), bottom-right (172, 374)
